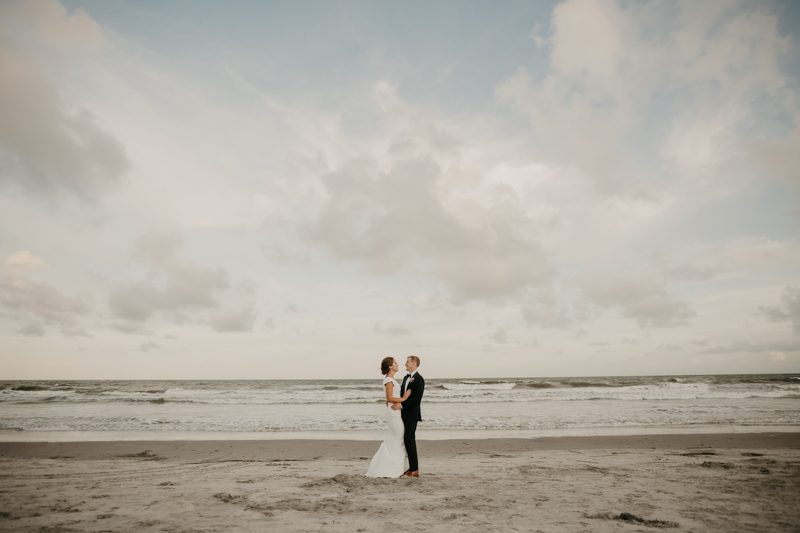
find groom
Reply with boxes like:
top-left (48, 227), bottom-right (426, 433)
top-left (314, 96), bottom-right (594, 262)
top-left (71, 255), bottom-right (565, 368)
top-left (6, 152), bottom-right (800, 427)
top-left (396, 355), bottom-right (424, 477)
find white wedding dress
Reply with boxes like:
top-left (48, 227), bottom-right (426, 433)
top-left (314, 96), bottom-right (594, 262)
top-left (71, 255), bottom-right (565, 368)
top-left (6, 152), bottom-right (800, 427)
top-left (365, 377), bottom-right (408, 478)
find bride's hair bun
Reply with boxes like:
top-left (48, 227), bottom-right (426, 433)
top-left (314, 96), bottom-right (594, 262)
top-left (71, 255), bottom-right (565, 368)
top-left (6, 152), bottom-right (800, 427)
top-left (380, 357), bottom-right (395, 375)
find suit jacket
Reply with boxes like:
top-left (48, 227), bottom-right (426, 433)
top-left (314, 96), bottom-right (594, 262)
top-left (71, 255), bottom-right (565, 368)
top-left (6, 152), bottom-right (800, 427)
top-left (401, 372), bottom-right (425, 422)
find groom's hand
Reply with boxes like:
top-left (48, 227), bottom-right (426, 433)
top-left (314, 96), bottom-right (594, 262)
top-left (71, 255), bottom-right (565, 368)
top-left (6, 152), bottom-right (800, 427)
top-left (391, 403), bottom-right (401, 410)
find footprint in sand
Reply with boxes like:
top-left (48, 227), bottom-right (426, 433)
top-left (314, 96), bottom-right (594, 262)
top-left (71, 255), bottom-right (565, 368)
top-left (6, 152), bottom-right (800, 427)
top-left (145, 499), bottom-right (195, 514)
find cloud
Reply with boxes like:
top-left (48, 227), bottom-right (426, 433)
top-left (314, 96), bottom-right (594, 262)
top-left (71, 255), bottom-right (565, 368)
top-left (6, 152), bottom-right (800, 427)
top-left (651, 238), bottom-right (800, 283)
top-left (17, 321), bottom-right (44, 337)
top-left (657, 343), bottom-right (680, 352)
top-left (374, 323), bottom-right (411, 337)
top-left (307, 155), bottom-right (554, 302)
top-left (0, 251), bottom-right (92, 335)
top-left (572, 271), bottom-right (695, 328)
top-left (257, 79), bottom-right (556, 306)
top-left (108, 281), bottom-right (162, 322)
top-left (750, 116), bottom-right (800, 188)
top-left (770, 351), bottom-right (786, 362)
top-left (61, 326), bottom-right (90, 337)
top-left (489, 327), bottom-right (508, 344)
top-left (496, 0), bottom-right (796, 193)
top-left (0, 0), bottom-right (129, 201)
top-left (701, 340), bottom-right (800, 354)
top-left (140, 341), bottom-right (160, 352)
top-left (108, 232), bottom-right (236, 329)
top-left (4, 250), bottom-right (44, 271)
top-left (660, 264), bottom-right (720, 283)
top-left (758, 286), bottom-right (800, 335)
top-left (109, 321), bottom-right (151, 335)
top-left (521, 297), bottom-right (573, 329)
top-left (209, 304), bottom-right (257, 333)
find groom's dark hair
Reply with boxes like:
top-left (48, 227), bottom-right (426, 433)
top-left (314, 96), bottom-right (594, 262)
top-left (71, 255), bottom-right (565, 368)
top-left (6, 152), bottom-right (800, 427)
top-left (380, 357), bottom-right (395, 375)
top-left (407, 355), bottom-right (420, 367)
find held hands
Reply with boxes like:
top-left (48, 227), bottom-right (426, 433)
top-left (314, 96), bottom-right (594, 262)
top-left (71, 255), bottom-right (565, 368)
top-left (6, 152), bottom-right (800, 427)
top-left (391, 403), bottom-right (402, 410)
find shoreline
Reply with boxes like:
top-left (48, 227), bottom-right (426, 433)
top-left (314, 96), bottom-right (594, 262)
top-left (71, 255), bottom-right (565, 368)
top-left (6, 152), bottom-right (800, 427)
top-left (1, 432), bottom-right (798, 462)
top-left (2, 424), bottom-right (799, 443)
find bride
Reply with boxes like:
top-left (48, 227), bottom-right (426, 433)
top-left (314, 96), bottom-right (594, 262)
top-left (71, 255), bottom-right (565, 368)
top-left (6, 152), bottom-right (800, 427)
top-left (365, 357), bottom-right (412, 478)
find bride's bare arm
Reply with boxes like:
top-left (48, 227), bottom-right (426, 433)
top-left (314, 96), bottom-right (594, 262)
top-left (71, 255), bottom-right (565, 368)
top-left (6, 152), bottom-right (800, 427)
top-left (385, 382), bottom-right (411, 403)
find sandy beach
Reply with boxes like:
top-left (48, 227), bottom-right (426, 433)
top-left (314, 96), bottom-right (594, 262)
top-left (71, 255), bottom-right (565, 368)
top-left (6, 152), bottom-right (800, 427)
top-left (1, 432), bottom-right (798, 532)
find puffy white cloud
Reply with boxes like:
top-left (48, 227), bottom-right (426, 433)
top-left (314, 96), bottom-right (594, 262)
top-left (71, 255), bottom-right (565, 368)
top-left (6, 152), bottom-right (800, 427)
top-left (0, 0), bottom-right (129, 201)
top-left (771, 351), bottom-right (786, 362)
top-left (374, 323), bottom-right (411, 337)
top-left (496, 0), bottom-right (797, 193)
top-left (108, 321), bottom-right (151, 335)
top-left (4, 250), bottom-right (44, 271)
top-left (108, 281), bottom-right (161, 322)
top-left (108, 232), bottom-right (256, 331)
top-left (61, 326), bottom-right (90, 338)
top-left (520, 297), bottom-right (573, 329)
top-left (0, 251), bottom-right (92, 335)
top-left (657, 343), bottom-right (681, 352)
top-left (758, 286), bottom-right (800, 335)
top-left (572, 271), bottom-right (695, 328)
top-left (307, 156), bottom-right (554, 302)
top-left (209, 305), bottom-right (257, 333)
top-left (17, 321), bottom-right (44, 337)
top-left (250, 80), bottom-right (561, 306)
top-left (489, 327), bottom-right (509, 344)
top-left (140, 341), bottom-right (160, 352)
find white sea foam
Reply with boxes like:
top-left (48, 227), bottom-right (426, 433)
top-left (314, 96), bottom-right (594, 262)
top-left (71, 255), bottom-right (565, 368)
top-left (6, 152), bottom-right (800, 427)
top-left (2, 383), bottom-right (799, 406)
top-left (1, 375), bottom-right (798, 434)
top-left (441, 382), bottom-right (515, 391)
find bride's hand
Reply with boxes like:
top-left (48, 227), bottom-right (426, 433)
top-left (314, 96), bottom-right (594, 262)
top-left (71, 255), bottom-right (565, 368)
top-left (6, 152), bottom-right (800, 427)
top-left (403, 390), bottom-right (411, 400)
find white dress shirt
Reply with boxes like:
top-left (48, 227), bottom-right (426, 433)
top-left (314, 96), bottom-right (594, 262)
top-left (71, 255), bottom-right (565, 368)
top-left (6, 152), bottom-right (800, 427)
top-left (403, 370), bottom-right (417, 394)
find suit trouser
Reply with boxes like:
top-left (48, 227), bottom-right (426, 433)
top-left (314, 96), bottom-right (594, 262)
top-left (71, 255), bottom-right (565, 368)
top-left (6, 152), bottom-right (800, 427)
top-left (403, 418), bottom-right (419, 472)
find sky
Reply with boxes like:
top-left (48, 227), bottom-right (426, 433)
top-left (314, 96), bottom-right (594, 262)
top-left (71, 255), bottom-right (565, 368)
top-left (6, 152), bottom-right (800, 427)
top-left (1, 0), bottom-right (799, 380)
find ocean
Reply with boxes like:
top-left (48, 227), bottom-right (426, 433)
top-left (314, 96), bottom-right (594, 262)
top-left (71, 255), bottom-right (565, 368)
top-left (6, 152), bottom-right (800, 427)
top-left (2, 374), bottom-right (799, 440)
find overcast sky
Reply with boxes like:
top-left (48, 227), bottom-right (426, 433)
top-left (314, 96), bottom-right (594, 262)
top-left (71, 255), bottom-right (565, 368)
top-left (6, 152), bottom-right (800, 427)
top-left (1, 0), bottom-right (799, 380)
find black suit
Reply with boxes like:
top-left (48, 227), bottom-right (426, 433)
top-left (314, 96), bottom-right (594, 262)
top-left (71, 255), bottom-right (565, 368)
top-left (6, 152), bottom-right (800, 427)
top-left (401, 372), bottom-right (425, 472)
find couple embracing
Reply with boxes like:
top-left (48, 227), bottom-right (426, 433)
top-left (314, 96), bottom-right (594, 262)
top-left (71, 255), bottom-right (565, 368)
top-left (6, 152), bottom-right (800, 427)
top-left (366, 356), bottom-right (425, 478)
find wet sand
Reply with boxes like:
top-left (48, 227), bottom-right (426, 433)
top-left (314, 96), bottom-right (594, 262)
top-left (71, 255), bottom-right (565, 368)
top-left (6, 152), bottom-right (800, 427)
top-left (0, 432), bottom-right (798, 532)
